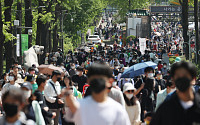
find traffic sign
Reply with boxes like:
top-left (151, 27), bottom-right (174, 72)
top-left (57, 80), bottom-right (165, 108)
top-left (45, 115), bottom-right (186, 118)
top-left (150, 6), bottom-right (182, 13)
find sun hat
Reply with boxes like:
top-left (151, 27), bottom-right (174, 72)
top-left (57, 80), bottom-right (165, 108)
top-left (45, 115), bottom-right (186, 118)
top-left (123, 83), bottom-right (136, 93)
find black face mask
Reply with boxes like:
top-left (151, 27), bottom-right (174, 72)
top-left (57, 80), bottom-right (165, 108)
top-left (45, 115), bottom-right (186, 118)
top-left (175, 77), bottom-right (191, 92)
top-left (90, 78), bottom-right (106, 94)
top-left (3, 103), bottom-right (18, 117)
top-left (57, 77), bottom-right (61, 82)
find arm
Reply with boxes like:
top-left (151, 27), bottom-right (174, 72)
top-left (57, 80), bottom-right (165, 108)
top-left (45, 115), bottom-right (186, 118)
top-left (34, 92), bottom-right (53, 118)
top-left (135, 83), bottom-right (144, 96)
top-left (133, 101), bottom-right (141, 123)
top-left (155, 92), bottom-right (163, 111)
top-left (44, 84), bottom-right (57, 103)
top-left (65, 94), bottom-right (79, 114)
top-left (118, 91), bottom-right (126, 108)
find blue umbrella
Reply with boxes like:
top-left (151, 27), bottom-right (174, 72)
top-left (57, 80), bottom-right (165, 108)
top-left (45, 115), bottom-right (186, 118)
top-left (121, 61), bottom-right (157, 78)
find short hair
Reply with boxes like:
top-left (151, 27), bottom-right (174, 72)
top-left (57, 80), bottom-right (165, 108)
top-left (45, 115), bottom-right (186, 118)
top-left (76, 66), bottom-right (84, 71)
top-left (2, 88), bottom-right (24, 105)
top-left (87, 63), bottom-right (113, 78)
top-left (170, 61), bottom-right (197, 78)
top-left (144, 67), bottom-right (154, 73)
top-left (52, 70), bottom-right (61, 77)
top-left (11, 65), bottom-right (18, 69)
top-left (36, 75), bottom-right (47, 86)
top-left (166, 79), bottom-right (173, 87)
top-left (28, 67), bottom-right (35, 72)
top-left (8, 72), bottom-right (17, 81)
top-left (13, 60), bottom-right (18, 65)
top-left (144, 112), bottom-right (153, 119)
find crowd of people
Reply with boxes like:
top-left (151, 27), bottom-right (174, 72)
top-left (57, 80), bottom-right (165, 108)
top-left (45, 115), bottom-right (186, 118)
top-left (0, 14), bottom-right (198, 125)
top-left (0, 33), bottom-right (200, 125)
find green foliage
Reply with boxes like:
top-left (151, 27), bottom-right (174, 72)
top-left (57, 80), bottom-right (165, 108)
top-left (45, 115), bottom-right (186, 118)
top-left (126, 35), bottom-right (136, 42)
top-left (107, 0), bottom-right (149, 23)
top-left (63, 37), bottom-right (73, 55)
top-left (39, 12), bottom-right (54, 24)
top-left (169, 56), bottom-right (177, 64)
top-left (3, 24), bottom-right (16, 42)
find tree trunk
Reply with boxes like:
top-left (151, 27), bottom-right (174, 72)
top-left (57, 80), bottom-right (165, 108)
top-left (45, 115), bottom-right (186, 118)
top-left (4, 0), bottom-right (13, 72)
top-left (180, 0), bottom-right (189, 60)
top-left (25, 0), bottom-right (33, 48)
top-left (194, 0), bottom-right (199, 64)
top-left (53, 1), bottom-right (59, 52)
top-left (0, 0), bottom-right (4, 76)
top-left (36, 0), bottom-right (43, 46)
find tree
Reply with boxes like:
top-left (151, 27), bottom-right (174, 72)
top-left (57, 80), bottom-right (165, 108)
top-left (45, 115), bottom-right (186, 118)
top-left (4, 0), bottom-right (14, 72)
top-left (107, 0), bottom-right (149, 23)
top-left (0, 0), bottom-right (4, 76)
top-left (25, 0), bottom-right (33, 48)
top-left (53, 1), bottom-right (59, 52)
top-left (179, 0), bottom-right (189, 60)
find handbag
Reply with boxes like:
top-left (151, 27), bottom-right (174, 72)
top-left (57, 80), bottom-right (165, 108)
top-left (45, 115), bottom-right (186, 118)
top-left (45, 81), bottom-right (64, 109)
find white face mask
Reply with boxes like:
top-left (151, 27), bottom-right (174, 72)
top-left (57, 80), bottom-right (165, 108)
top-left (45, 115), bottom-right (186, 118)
top-left (125, 93), bottom-right (133, 99)
top-left (71, 66), bottom-right (75, 69)
top-left (148, 73), bottom-right (154, 78)
top-left (170, 88), bottom-right (176, 93)
top-left (112, 82), bottom-right (117, 87)
top-left (8, 76), bottom-right (14, 81)
top-left (163, 65), bottom-right (167, 68)
top-left (76, 71), bottom-right (80, 75)
top-left (23, 90), bottom-right (31, 99)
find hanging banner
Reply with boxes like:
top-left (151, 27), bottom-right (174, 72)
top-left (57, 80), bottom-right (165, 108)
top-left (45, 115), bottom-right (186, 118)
top-left (21, 34), bottom-right (28, 56)
top-left (16, 34), bottom-right (20, 57)
top-left (139, 38), bottom-right (146, 55)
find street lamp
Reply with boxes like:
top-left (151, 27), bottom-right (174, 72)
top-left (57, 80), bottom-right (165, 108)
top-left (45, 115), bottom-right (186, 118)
top-left (61, 11), bottom-right (74, 51)
top-left (28, 29), bottom-right (32, 35)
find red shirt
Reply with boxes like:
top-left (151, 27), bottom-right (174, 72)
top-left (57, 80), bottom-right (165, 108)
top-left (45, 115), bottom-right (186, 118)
top-left (158, 64), bottom-right (163, 71)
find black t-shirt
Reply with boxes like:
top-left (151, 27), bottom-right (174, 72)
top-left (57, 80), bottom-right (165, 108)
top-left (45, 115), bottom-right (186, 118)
top-left (72, 75), bottom-right (87, 93)
top-left (34, 90), bottom-right (53, 124)
top-left (155, 79), bottom-right (166, 94)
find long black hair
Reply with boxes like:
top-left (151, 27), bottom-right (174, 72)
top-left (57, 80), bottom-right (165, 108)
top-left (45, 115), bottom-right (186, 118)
top-left (123, 93), bottom-right (137, 106)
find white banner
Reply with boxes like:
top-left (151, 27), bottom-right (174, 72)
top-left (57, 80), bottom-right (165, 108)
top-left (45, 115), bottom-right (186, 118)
top-left (139, 38), bottom-right (146, 55)
top-left (16, 34), bottom-right (20, 57)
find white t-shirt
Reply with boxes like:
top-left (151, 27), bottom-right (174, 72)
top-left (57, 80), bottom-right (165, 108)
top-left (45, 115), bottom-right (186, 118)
top-left (65, 96), bottom-right (131, 125)
top-left (180, 100), bottom-right (194, 110)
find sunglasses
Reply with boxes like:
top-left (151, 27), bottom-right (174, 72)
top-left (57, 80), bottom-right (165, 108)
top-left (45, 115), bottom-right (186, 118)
top-left (127, 90), bottom-right (134, 93)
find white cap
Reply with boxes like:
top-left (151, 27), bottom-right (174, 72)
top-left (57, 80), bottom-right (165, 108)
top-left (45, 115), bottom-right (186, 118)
top-left (123, 83), bottom-right (136, 93)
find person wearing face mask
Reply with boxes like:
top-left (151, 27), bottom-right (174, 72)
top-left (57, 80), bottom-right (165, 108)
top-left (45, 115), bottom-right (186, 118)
top-left (150, 61), bottom-right (200, 125)
top-left (161, 63), bottom-right (168, 76)
top-left (155, 78), bottom-right (176, 111)
top-left (44, 70), bottom-right (64, 125)
top-left (141, 112), bottom-right (153, 125)
top-left (28, 67), bottom-right (36, 75)
top-left (0, 88), bottom-right (35, 125)
top-left (154, 71), bottom-right (165, 96)
top-left (34, 75), bottom-right (56, 125)
top-left (123, 83), bottom-right (141, 125)
top-left (72, 66), bottom-right (87, 93)
top-left (2, 72), bottom-right (20, 95)
top-left (69, 63), bottom-right (76, 77)
top-left (140, 78), bottom-right (155, 122)
top-left (25, 74), bottom-right (38, 93)
top-left (64, 63), bottom-right (131, 125)
top-left (135, 67), bottom-right (154, 99)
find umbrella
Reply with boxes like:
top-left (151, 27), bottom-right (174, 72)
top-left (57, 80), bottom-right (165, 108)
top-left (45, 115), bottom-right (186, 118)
top-left (121, 61), bottom-right (157, 78)
top-left (38, 65), bottom-right (64, 76)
